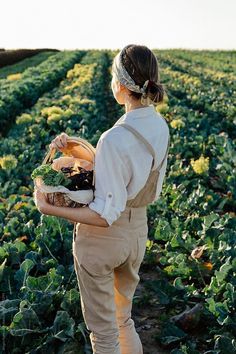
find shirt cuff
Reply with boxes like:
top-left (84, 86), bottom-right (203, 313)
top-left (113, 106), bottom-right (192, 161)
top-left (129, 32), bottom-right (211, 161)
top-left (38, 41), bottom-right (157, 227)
top-left (88, 192), bottom-right (121, 226)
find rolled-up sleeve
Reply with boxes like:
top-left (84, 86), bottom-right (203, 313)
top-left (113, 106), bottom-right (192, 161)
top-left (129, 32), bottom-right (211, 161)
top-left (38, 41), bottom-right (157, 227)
top-left (88, 134), bottom-right (131, 226)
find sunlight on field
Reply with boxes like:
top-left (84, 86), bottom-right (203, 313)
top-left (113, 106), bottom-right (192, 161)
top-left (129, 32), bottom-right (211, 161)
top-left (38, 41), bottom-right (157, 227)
top-left (0, 49), bottom-right (235, 352)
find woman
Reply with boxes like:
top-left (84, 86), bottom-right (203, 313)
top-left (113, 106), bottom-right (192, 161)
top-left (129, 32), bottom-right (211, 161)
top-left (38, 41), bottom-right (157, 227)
top-left (34, 44), bottom-right (170, 354)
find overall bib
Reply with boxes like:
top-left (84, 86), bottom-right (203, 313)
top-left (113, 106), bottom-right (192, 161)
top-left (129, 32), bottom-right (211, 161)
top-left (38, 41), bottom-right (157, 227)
top-left (72, 123), bottom-right (170, 354)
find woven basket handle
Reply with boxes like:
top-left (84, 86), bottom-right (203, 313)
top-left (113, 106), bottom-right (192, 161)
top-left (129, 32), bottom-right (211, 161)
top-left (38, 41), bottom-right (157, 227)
top-left (42, 148), bottom-right (57, 165)
top-left (66, 137), bottom-right (95, 165)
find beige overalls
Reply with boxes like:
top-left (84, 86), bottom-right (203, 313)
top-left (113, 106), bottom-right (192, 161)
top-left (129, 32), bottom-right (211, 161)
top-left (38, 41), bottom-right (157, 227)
top-left (72, 122), bottom-right (170, 354)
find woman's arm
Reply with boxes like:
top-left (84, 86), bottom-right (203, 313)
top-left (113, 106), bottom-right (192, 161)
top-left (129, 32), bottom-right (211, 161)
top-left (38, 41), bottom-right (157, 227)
top-left (33, 189), bottom-right (109, 227)
top-left (46, 204), bottom-right (109, 227)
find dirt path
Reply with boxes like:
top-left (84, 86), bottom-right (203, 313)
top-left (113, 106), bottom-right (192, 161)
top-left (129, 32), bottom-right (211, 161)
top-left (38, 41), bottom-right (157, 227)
top-left (133, 268), bottom-right (170, 354)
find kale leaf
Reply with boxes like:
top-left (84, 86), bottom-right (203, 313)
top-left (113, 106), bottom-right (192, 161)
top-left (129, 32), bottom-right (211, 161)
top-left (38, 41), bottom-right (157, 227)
top-left (31, 164), bottom-right (71, 187)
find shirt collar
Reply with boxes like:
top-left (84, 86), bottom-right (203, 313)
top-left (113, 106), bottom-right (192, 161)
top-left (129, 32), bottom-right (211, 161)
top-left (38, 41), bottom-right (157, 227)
top-left (126, 105), bottom-right (156, 117)
top-left (115, 105), bottom-right (156, 125)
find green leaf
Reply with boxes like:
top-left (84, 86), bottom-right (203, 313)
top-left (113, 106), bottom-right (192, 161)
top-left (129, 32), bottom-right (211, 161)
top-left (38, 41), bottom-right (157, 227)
top-left (206, 297), bottom-right (217, 315)
top-left (159, 322), bottom-right (187, 345)
top-left (0, 258), bottom-right (7, 283)
top-left (206, 298), bottom-right (230, 325)
top-left (206, 277), bottom-right (220, 295)
top-left (215, 257), bottom-right (232, 284)
top-left (56, 339), bottom-right (84, 354)
top-left (0, 247), bottom-right (8, 263)
top-left (14, 259), bottom-right (35, 288)
top-left (2, 243), bottom-right (20, 266)
top-left (214, 335), bottom-right (236, 354)
top-left (26, 268), bottom-right (63, 293)
top-left (203, 213), bottom-right (219, 229)
top-left (154, 219), bottom-right (172, 241)
top-left (173, 277), bottom-right (185, 290)
top-left (9, 308), bottom-right (45, 336)
top-left (0, 299), bottom-right (20, 324)
top-left (31, 164), bottom-right (70, 187)
top-left (50, 311), bottom-right (75, 342)
top-left (223, 283), bottom-right (235, 306)
top-left (170, 235), bottom-right (181, 248)
top-left (60, 289), bottom-right (81, 316)
top-left (145, 279), bottom-right (179, 305)
top-left (13, 240), bottom-right (27, 254)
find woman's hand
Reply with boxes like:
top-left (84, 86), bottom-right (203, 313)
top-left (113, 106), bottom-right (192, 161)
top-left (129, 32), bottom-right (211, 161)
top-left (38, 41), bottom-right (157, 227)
top-left (49, 132), bottom-right (70, 150)
top-left (33, 188), bottom-right (109, 226)
top-left (33, 188), bottom-right (50, 214)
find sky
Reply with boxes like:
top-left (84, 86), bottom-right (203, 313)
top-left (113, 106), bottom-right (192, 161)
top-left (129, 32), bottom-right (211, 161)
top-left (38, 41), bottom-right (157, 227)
top-left (1, 0), bottom-right (235, 50)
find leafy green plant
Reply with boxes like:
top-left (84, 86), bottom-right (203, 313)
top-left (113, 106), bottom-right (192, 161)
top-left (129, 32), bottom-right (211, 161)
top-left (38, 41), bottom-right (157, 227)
top-left (31, 164), bottom-right (71, 187)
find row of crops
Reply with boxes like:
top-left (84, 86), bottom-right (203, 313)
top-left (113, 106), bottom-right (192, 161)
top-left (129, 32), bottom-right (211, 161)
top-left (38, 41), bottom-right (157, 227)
top-left (0, 51), bottom-right (58, 80)
top-left (0, 49), bottom-right (122, 353)
top-left (0, 49), bottom-right (235, 353)
top-left (0, 49), bottom-right (59, 69)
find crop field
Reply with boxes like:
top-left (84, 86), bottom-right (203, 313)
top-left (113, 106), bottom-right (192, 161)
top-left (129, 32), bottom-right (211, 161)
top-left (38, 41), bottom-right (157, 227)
top-left (0, 49), bottom-right (235, 354)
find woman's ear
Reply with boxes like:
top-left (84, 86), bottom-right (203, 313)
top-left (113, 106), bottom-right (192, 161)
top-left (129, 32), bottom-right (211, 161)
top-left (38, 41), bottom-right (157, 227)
top-left (119, 83), bottom-right (131, 97)
top-left (119, 83), bottom-right (126, 92)
top-left (112, 76), bottom-right (125, 93)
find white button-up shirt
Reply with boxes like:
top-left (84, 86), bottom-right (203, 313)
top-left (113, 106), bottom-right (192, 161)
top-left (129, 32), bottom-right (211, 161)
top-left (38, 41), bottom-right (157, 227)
top-left (88, 105), bottom-right (170, 226)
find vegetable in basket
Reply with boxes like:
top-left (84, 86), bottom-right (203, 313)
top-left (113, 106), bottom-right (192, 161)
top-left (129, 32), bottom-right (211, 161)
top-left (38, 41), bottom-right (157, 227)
top-left (31, 163), bottom-right (94, 190)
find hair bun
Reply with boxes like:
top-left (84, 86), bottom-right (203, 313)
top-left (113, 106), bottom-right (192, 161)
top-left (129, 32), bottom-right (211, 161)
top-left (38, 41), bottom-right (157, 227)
top-left (146, 80), bottom-right (165, 104)
top-left (148, 80), bottom-right (156, 86)
top-left (148, 80), bottom-right (159, 90)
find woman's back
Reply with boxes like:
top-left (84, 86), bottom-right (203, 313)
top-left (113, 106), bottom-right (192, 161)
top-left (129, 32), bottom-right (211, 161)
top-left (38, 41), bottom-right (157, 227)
top-left (89, 105), bottom-right (170, 226)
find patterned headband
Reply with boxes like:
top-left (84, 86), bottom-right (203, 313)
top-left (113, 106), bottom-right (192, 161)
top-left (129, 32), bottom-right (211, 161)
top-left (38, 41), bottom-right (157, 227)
top-left (112, 50), bottom-right (149, 95)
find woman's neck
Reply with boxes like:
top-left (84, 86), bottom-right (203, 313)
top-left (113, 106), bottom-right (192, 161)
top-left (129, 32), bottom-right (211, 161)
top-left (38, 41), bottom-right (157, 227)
top-left (125, 100), bottom-right (149, 113)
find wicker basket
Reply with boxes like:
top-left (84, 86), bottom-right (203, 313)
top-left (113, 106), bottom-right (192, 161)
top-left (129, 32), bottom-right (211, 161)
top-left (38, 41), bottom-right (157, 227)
top-left (34, 137), bottom-right (96, 208)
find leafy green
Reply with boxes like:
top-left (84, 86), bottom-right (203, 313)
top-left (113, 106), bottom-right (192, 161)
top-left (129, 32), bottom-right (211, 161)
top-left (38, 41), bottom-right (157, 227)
top-left (9, 308), bottom-right (44, 336)
top-left (158, 322), bottom-right (187, 345)
top-left (0, 299), bottom-right (21, 324)
top-left (50, 311), bottom-right (75, 342)
top-left (31, 164), bottom-right (71, 187)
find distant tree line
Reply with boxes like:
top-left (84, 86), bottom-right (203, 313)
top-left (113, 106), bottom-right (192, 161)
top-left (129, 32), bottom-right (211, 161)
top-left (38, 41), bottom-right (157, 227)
top-left (0, 48), bottom-right (60, 68)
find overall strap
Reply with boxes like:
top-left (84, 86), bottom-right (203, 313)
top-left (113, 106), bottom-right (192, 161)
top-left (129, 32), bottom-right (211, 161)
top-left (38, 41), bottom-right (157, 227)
top-left (115, 122), bottom-right (156, 170)
top-left (115, 122), bottom-right (170, 171)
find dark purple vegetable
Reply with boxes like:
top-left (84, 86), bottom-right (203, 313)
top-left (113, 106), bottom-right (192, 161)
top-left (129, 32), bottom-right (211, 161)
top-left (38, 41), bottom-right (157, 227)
top-left (60, 166), bottom-right (94, 191)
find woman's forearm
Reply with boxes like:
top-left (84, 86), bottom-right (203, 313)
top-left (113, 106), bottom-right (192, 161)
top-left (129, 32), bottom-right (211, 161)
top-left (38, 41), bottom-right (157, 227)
top-left (43, 204), bottom-right (109, 227)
